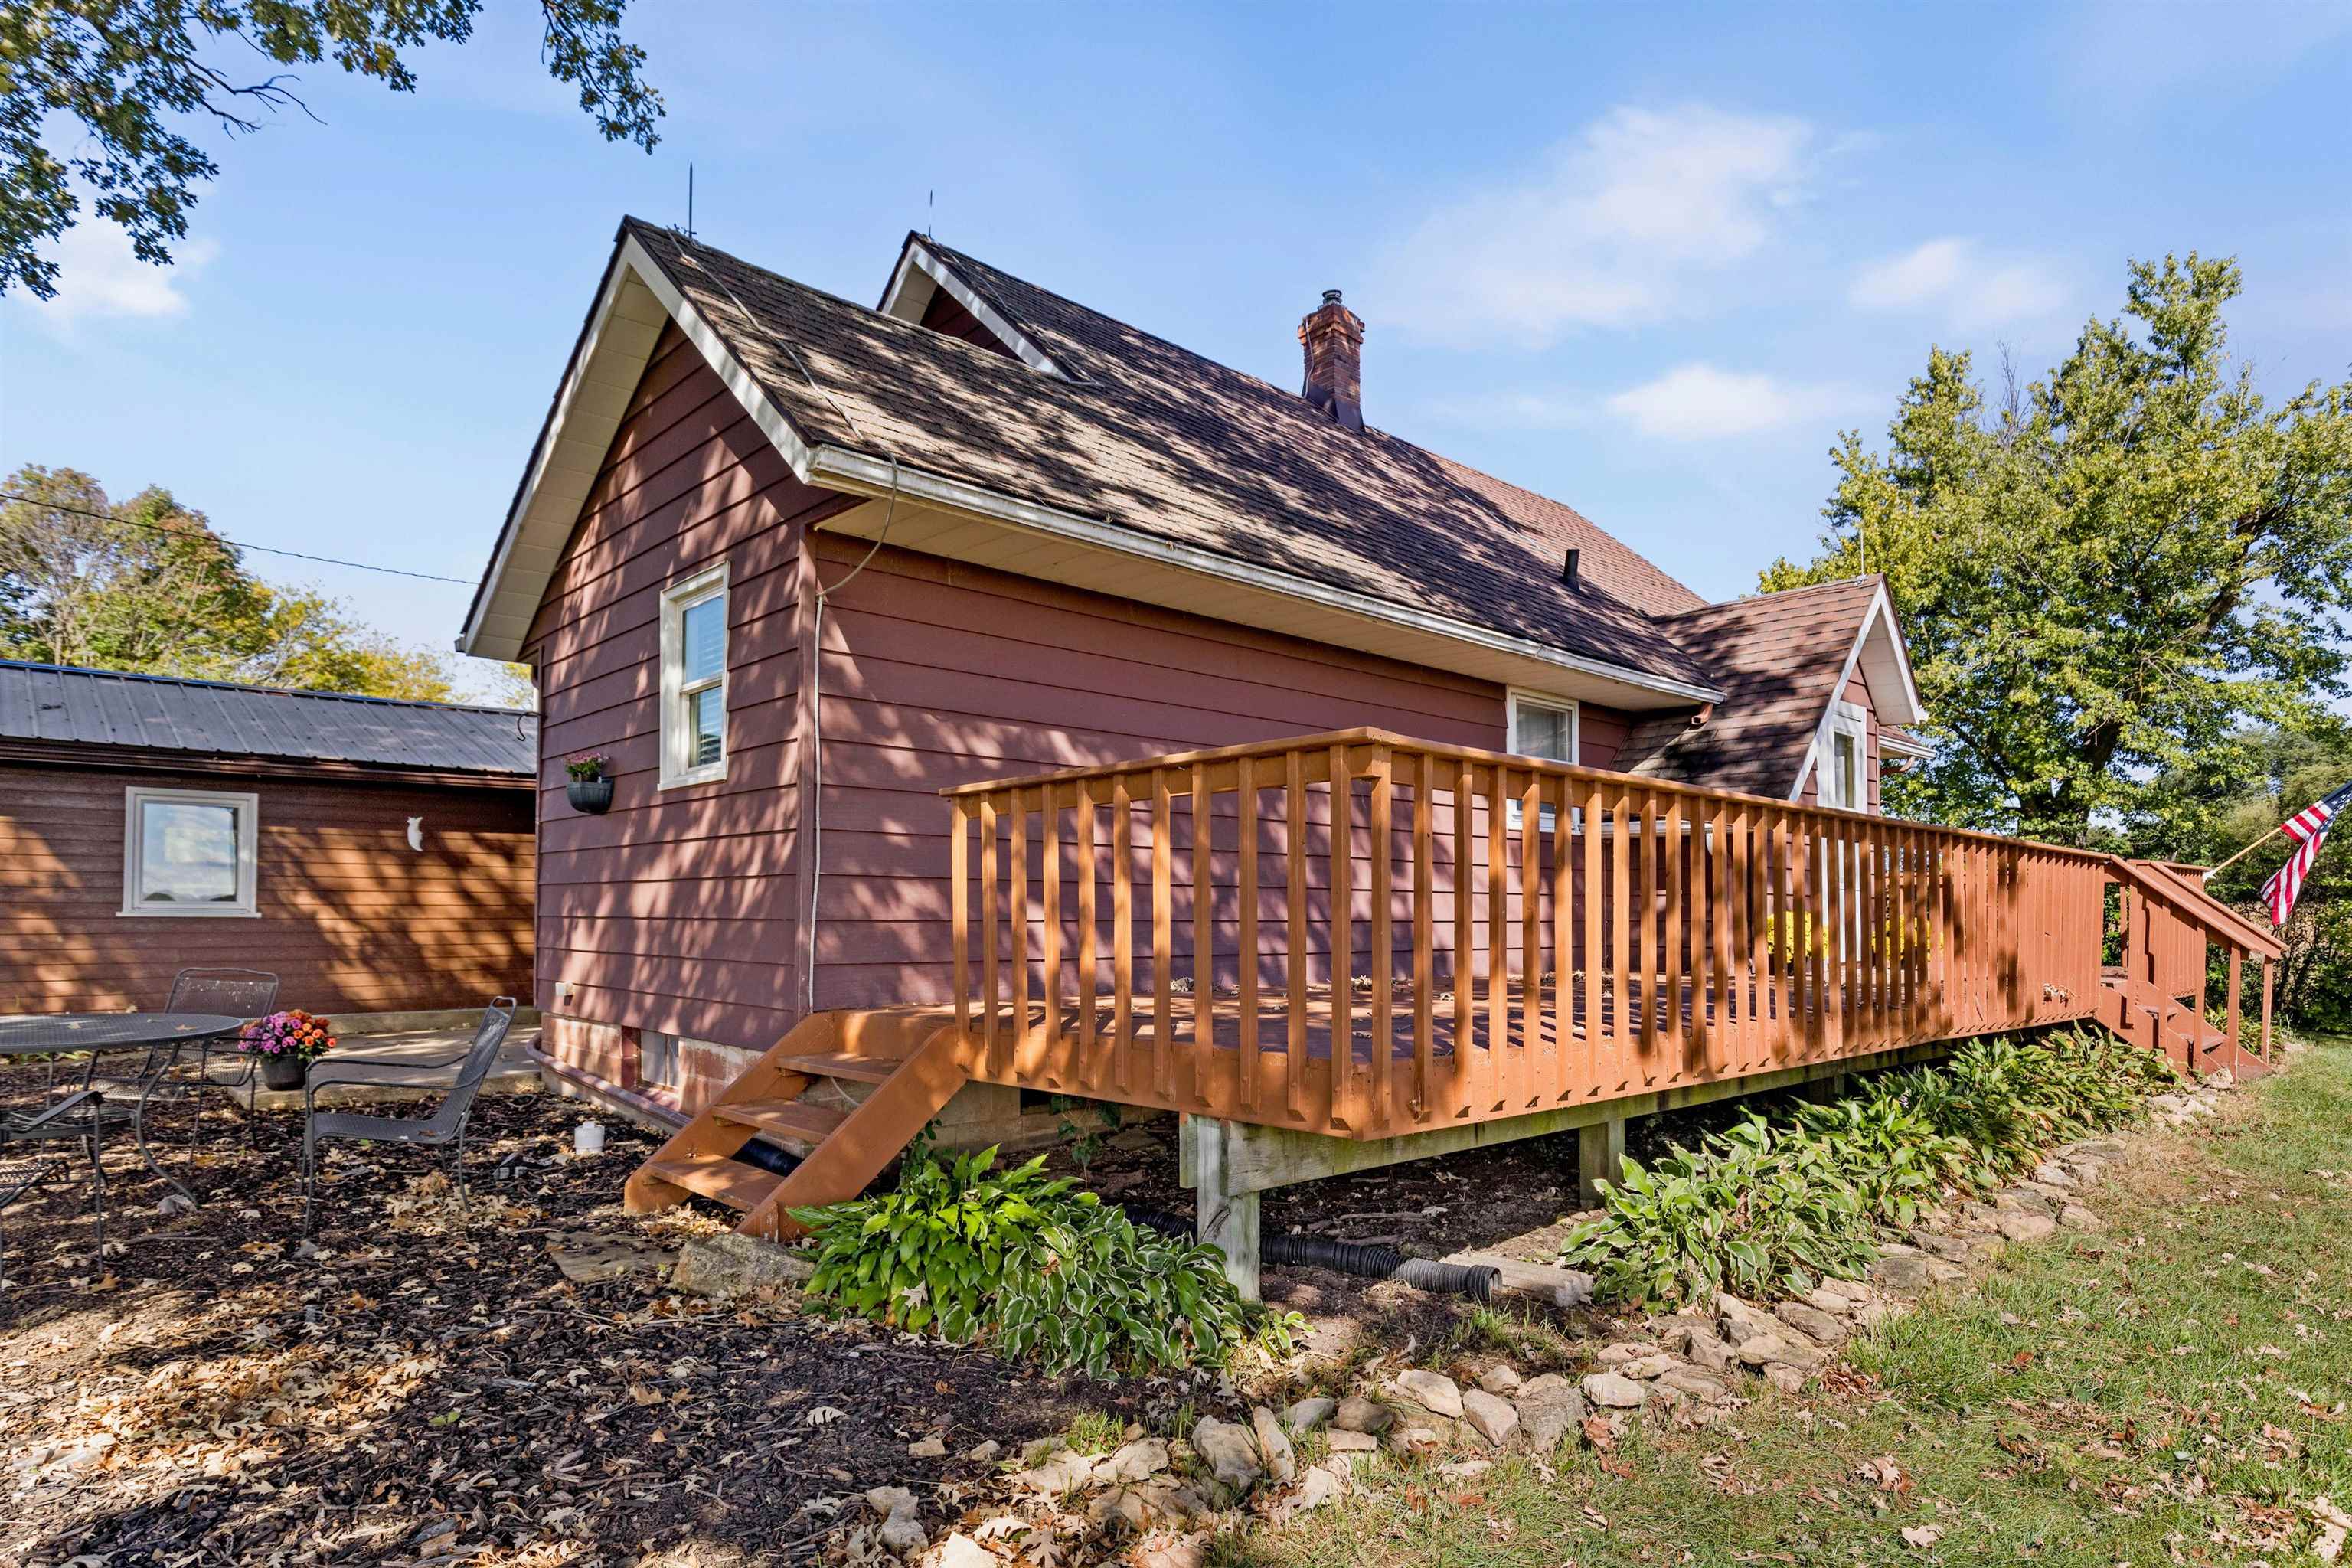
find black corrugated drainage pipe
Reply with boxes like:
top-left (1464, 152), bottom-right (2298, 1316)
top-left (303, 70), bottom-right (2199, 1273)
top-left (1122, 1206), bottom-right (1498, 1303)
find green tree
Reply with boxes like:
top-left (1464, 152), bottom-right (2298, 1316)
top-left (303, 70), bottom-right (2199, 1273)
top-left (1762, 255), bottom-right (2352, 844)
top-left (2132, 728), bottom-right (2352, 1034)
top-left (0, 0), bottom-right (662, 298)
top-left (0, 463), bottom-right (456, 700)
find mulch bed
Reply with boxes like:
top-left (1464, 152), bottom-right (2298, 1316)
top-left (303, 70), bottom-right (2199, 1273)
top-left (0, 1072), bottom-right (1669, 1566)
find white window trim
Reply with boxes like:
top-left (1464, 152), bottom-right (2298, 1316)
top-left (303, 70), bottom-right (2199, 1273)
top-left (119, 786), bottom-right (260, 918)
top-left (1821, 700), bottom-right (1868, 813)
top-left (1505, 689), bottom-right (1580, 829)
top-left (658, 562), bottom-right (730, 789)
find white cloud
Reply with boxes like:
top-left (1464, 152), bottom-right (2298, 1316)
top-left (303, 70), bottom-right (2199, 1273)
top-left (1376, 104), bottom-right (1819, 348)
top-left (25, 220), bottom-right (217, 327)
top-left (1849, 237), bottom-right (2066, 328)
top-left (1606, 363), bottom-right (1857, 442)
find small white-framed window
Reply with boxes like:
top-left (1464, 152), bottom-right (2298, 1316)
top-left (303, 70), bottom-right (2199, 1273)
top-left (120, 786), bottom-right (259, 917)
top-left (658, 563), bottom-right (729, 789)
top-left (1506, 691), bottom-right (1579, 828)
top-left (1821, 701), bottom-right (1867, 812)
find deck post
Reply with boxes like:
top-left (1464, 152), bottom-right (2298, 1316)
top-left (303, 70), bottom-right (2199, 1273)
top-left (1578, 1114), bottom-right (1625, 1207)
top-left (1183, 1115), bottom-right (1262, 1301)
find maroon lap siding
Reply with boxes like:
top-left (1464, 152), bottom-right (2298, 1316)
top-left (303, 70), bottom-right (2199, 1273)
top-left (522, 325), bottom-right (848, 1057)
top-left (0, 763), bottom-right (532, 1017)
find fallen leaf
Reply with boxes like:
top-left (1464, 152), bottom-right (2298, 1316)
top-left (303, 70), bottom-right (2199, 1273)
top-left (1901, 1524), bottom-right (1945, 1548)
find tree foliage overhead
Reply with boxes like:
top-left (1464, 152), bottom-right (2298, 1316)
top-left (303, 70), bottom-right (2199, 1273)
top-left (0, 0), bottom-right (662, 298)
top-left (1762, 254), bottom-right (2352, 845)
top-left (0, 463), bottom-right (458, 700)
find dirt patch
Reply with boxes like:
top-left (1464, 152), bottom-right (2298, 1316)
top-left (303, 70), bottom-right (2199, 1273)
top-left (0, 1073), bottom-right (1132, 1566)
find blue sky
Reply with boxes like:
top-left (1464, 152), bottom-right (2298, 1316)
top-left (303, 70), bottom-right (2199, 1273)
top-left (5, 2), bottom-right (2350, 701)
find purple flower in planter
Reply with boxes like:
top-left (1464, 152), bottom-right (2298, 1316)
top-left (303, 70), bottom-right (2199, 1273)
top-left (239, 1009), bottom-right (338, 1060)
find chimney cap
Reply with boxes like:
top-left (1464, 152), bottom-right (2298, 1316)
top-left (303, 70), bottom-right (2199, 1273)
top-left (1321, 289), bottom-right (1344, 305)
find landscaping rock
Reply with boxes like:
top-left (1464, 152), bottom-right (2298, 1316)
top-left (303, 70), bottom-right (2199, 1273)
top-left (1776, 1301), bottom-right (1848, 1345)
top-left (1476, 1364), bottom-right (1523, 1396)
top-left (1996, 1209), bottom-right (2057, 1243)
top-left (1515, 1380), bottom-right (1589, 1452)
top-left (965, 1440), bottom-right (1001, 1464)
top-left (1282, 1396), bottom-right (1336, 1436)
top-left (1436, 1459), bottom-right (1494, 1481)
top-left (669, 1232), bottom-right (814, 1298)
top-left (1684, 1326), bottom-right (1740, 1373)
top-left (1803, 1284), bottom-right (1859, 1316)
top-left (1762, 1362), bottom-right (1806, 1395)
top-left (2031, 1161), bottom-right (2078, 1189)
top-left (2059, 1202), bottom-right (2105, 1231)
top-left (1460, 1389), bottom-right (1519, 1446)
top-left (1868, 1245), bottom-right (1935, 1290)
top-left (1389, 1424), bottom-right (1444, 1456)
top-left (1106, 1437), bottom-right (1171, 1484)
top-left (1274, 1463), bottom-right (1345, 1521)
top-left (1394, 1369), bottom-right (1465, 1419)
top-left (1660, 1367), bottom-right (1736, 1404)
top-left (1595, 1340), bottom-right (1664, 1367)
top-left (1813, 1276), bottom-right (1870, 1305)
top-left (1325, 1429), bottom-right (1380, 1453)
top-left (1717, 1294), bottom-right (1780, 1340)
top-left (865, 1488), bottom-right (928, 1555)
top-left (1581, 1371), bottom-right (1645, 1409)
top-left (1911, 1230), bottom-right (1972, 1262)
top-left (1249, 1408), bottom-right (1295, 1485)
top-left (1334, 1396), bottom-right (1393, 1434)
top-left (928, 1534), bottom-right (995, 1568)
top-left (1190, 1419), bottom-right (1265, 1491)
top-left (906, 1435), bottom-right (948, 1459)
top-left (1733, 1334), bottom-right (1794, 1367)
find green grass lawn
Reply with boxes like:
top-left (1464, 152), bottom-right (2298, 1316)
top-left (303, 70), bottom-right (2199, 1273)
top-left (1242, 1037), bottom-right (2352, 1567)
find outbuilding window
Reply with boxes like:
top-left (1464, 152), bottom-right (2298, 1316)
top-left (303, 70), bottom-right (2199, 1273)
top-left (1506, 691), bottom-right (1579, 828)
top-left (1821, 701), bottom-right (1868, 812)
top-left (658, 564), bottom-right (729, 789)
top-left (121, 786), bottom-right (259, 917)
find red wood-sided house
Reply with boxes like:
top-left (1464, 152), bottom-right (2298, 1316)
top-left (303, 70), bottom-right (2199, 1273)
top-left (460, 220), bottom-right (2274, 1289)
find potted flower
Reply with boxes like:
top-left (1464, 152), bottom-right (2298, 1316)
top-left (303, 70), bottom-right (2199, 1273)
top-left (240, 1009), bottom-right (338, 1090)
top-left (566, 751), bottom-right (615, 814)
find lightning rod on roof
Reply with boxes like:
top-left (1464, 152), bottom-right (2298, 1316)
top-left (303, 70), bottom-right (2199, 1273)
top-left (687, 162), bottom-right (696, 240)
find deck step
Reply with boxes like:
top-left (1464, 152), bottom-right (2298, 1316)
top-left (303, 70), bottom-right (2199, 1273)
top-left (639, 1152), bottom-right (783, 1212)
top-left (714, 1099), bottom-right (851, 1145)
top-left (775, 1051), bottom-right (900, 1085)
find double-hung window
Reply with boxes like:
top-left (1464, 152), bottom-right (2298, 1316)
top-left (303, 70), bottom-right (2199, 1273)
top-left (121, 786), bottom-right (259, 916)
top-left (659, 564), bottom-right (729, 788)
top-left (1507, 691), bottom-right (1578, 828)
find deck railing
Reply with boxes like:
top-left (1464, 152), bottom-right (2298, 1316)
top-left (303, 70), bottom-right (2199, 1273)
top-left (940, 728), bottom-right (2243, 1141)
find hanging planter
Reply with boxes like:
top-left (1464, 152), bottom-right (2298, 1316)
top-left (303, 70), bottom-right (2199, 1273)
top-left (565, 752), bottom-right (615, 815)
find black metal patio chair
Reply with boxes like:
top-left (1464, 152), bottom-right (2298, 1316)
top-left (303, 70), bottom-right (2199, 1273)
top-left (301, 998), bottom-right (516, 1232)
top-left (1, 1089), bottom-right (111, 1289)
top-left (161, 969), bottom-right (280, 1143)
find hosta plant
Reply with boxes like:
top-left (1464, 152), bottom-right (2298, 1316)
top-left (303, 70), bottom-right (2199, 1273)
top-left (1563, 1115), bottom-right (1875, 1308)
top-left (791, 1138), bottom-right (1287, 1379)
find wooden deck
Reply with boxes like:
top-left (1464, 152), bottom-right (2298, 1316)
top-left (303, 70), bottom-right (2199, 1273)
top-left (942, 729), bottom-right (2279, 1140)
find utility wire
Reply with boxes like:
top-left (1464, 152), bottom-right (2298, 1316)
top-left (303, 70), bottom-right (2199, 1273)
top-left (0, 493), bottom-right (476, 585)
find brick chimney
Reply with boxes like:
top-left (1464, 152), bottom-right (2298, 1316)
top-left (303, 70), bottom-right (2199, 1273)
top-left (1298, 289), bottom-right (1365, 432)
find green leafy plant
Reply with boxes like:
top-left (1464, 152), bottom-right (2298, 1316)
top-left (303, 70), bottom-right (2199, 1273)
top-left (1565, 1028), bottom-right (2178, 1308)
top-left (791, 1138), bottom-right (1288, 1379)
top-left (1564, 1115), bottom-right (1876, 1308)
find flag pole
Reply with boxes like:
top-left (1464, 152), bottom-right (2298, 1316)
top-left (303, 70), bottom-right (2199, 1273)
top-left (2203, 822), bottom-right (2287, 880)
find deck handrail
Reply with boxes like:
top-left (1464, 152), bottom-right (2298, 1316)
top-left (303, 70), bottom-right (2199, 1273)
top-left (939, 730), bottom-right (2274, 1138)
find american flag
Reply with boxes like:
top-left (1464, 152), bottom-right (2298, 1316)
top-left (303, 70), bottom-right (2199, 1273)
top-left (2262, 780), bottom-right (2352, 927)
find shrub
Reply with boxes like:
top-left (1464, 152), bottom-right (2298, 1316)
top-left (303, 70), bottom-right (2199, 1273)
top-left (1564, 1115), bottom-right (1876, 1308)
top-left (1564, 1027), bottom-right (2177, 1308)
top-left (791, 1139), bottom-right (1286, 1379)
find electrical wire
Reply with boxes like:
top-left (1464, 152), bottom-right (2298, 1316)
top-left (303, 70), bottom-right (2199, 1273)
top-left (0, 493), bottom-right (476, 584)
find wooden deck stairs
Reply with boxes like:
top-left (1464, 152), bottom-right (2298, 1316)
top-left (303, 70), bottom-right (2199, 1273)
top-left (622, 1008), bottom-right (965, 1240)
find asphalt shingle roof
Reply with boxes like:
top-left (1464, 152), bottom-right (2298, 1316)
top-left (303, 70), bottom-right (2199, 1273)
top-left (1618, 577), bottom-right (1885, 796)
top-left (0, 662), bottom-right (537, 777)
top-left (619, 220), bottom-right (1715, 691)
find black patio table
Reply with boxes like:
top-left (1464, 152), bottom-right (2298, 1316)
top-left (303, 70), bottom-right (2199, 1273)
top-left (0, 1012), bottom-right (247, 1206)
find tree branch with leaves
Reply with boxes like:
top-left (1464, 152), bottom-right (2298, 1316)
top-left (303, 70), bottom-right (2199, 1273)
top-left (0, 0), bottom-right (661, 298)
